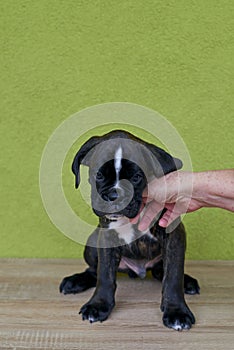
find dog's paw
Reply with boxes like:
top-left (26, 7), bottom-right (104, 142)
top-left (184, 274), bottom-right (200, 295)
top-left (60, 274), bottom-right (84, 294)
top-left (59, 271), bottom-right (96, 294)
top-left (79, 300), bottom-right (114, 323)
top-left (163, 306), bottom-right (195, 331)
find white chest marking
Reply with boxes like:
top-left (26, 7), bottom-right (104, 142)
top-left (114, 146), bottom-right (122, 187)
top-left (109, 217), bottom-right (135, 245)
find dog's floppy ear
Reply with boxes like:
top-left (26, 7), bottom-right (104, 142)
top-left (72, 136), bottom-right (102, 189)
top-left (143, 142), bottom-right (183, 176)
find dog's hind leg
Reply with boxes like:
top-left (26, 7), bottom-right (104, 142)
top-left (151, 260), bottom-right (200, 295)
top-left (59, 230), bottom-right (98, 295)
top-left (183, 274), bottom-right (200, 295)
top-left (151, 259), bottom-right (164, 281)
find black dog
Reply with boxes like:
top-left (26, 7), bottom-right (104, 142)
top-left (60, 130), bottom-right (200, 331)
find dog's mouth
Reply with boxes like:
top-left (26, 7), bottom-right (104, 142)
top-left (105, 214), bottom-right (124, 221)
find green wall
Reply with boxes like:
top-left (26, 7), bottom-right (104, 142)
top-left (1, 0), bottom-right (233, 259)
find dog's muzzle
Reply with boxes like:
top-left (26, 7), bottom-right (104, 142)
top-left (92, 178), bottom-right (139, 217)
top-left (101, 188), bottom-right (123, 202)
top-left (92, 190), bottom-right (142, 219)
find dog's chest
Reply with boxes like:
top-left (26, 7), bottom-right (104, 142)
top-left (109, 218), bottom-right (136, 245)
top-left (108, 219), bottom-right (162, 278)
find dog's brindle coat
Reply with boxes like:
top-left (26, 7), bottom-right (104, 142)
top-left (60, 130), bottom-right (200, 331)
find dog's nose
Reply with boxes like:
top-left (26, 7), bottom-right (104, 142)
top-left (103, 190), bottom-right (118, 202)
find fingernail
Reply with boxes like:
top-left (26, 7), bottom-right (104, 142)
top-left (138, 222), bottom-right (146, 231)
top-left (159, 218), bottom-right (167, 227)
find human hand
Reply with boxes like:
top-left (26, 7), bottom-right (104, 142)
top-left (131, 172), bottom-right (201, 230)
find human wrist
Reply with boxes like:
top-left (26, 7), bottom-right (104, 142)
top-left (191, 172), bottom-right (212, 208)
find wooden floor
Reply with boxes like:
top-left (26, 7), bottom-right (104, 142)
top-left (0, 259), bottom-right (234, 350)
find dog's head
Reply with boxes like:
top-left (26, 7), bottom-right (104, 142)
top-left (72, 130), bottom-right (182, 219)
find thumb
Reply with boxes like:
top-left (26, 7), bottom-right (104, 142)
top-left (138, 200), bottom-right (164, 231)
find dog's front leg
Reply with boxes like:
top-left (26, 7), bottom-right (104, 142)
top-left (79, 229), bottom-right (121, 323)
top-left (159, 223), bottom-right (195, 331)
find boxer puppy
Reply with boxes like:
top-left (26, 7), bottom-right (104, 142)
top-left (60, 130), bottom-right (200, 331)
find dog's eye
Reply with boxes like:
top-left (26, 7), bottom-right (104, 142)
top-left (131, 173), bottom-right (143, 185)
top-left (95, 171), bottom-right (104, 182)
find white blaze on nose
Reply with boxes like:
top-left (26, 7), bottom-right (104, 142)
top-left (114, 146), bottom-right (122, 186)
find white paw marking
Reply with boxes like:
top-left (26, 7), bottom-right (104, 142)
top-left (171, 319), bottom-right (190, 331)
top-left (88, 315), bottom-right (95, 323)
top-left (172, 320), bottom-right (183, 331)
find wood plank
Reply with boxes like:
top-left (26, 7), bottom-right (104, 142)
top-left (0, 259), bottom-right (234, 349)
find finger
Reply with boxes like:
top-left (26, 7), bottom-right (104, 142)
top-left (142, 188), bottom-right (148, 198)
top-left (130, 213), bottom-right (140, 224)
top-left (129, 202), bottom-right (145, 224)
top-left (138, 201), bottom-right (164, 231)
top-left (143, 179), bottom-right (167, 205)
top-left (142, 183), bottom-right (156, 199)
top-left (158, 207), bottom-right (180, 227)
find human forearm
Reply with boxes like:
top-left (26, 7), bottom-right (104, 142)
top-left (192, 170), bottom-right (234, 212)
